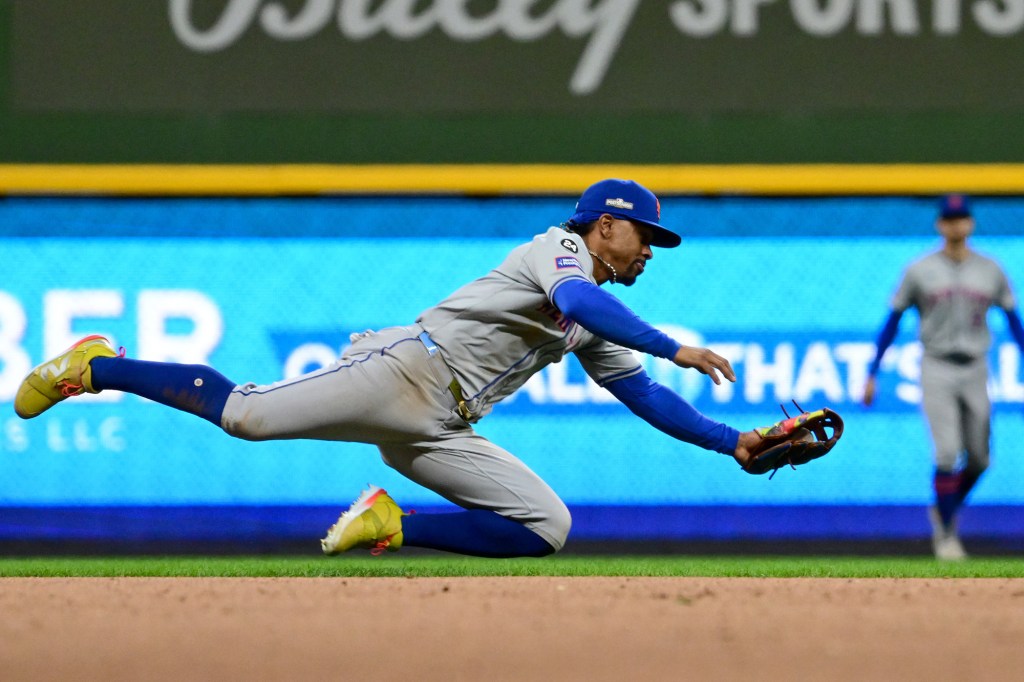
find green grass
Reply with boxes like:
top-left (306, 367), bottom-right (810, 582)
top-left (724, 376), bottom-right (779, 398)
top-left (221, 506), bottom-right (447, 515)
top-left (2, 555), bottom-right (1024, 578)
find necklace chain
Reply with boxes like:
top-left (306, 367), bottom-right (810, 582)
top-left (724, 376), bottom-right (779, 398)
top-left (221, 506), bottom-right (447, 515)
top-left (588, 250), bottom-right (617, 284)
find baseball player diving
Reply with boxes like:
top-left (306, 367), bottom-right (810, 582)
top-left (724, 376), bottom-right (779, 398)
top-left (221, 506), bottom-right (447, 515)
top-left (15, 179), bottom-right (840, 558)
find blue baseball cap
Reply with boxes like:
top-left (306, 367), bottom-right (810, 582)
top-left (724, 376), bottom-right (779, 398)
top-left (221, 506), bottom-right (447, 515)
top-left (939, 193), bottom-right (971, 219)
top-left (569, 179), bottom-right (682, 248)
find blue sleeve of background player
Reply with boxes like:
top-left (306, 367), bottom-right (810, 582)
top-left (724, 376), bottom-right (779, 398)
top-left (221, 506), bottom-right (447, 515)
top-left (868, 309), bottom-right (904, 376)
top-left (604, 369), bottom-right (739, 455)
top-left (551, 278), bottom-right (681, 360)
top-left (1006, 309), bottom-right (1024, 350)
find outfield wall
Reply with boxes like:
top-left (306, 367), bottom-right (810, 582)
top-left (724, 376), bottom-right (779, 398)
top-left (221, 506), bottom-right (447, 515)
top-left (5, 1), bottom-right (1024, 164)
top-left (2, 195), bottom-right (1023, 549)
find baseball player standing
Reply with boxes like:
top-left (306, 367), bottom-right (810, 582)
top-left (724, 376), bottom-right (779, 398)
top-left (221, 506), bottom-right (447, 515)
top-left (16, 179), bottom-right (820, 558)
top-left (863, 194), bottom-right (1024, 560)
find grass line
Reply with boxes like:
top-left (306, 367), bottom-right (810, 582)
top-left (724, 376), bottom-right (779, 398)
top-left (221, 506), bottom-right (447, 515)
top-left (2, 556), bottom-right (1024, 578)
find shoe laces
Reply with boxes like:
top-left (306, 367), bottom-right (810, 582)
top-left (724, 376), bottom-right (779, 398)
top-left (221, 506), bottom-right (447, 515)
top-left (58, 346), bottom-right (124, 397)
top-left (369, 535), bottom-right (394, 557)
top-left (58, 381), bottom-right (84, 398)
top-left (367, 509), bottom-right (413, 556)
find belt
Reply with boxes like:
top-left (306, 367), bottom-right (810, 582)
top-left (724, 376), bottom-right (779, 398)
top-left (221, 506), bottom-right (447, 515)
top-left (417, 330), bottom-right (473, 421)
top-left (938, 352), bottom-right (978, 365)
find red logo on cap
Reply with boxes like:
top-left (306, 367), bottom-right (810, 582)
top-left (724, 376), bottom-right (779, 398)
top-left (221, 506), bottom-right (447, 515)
top-left (655, 197), bottom-right (661, 219)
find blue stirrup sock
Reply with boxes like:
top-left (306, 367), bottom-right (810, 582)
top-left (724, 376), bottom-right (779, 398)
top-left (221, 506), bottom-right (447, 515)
top-left (956, 467), bottom-right (984, 505)
top-left (90, 356), bottom-right (234, 426)
top-left (933, 469), bottom-right (963, 528)
top-left (402, 508), bottom-right (556, 558)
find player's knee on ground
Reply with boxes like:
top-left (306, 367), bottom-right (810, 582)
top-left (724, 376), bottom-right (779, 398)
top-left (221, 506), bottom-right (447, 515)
top-left (536, 500), bottom-right (572, 553)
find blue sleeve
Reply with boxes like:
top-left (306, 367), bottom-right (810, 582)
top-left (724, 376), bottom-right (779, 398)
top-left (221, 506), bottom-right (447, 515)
top-left (1006, 309), bottom-right (1024, 350)
top-left (551, 278), bottom-right (681, 360)
top-left (604, 370), bottom-right (740, 455)
top-left (868, 310), bottom-right (903, 377)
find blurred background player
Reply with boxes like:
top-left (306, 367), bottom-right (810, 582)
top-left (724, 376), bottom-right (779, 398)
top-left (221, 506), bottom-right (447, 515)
top-left (863, 194), bottom-right (1024, 560)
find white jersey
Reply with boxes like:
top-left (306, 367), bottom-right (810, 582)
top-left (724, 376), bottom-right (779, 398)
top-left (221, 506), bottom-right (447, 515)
top-left (891, 249), bottom-right (1016, 360)
top-left (417, 226), bottom-right (642, 419)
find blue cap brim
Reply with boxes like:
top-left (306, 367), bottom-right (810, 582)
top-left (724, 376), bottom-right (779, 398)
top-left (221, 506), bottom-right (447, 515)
top-left (633, 218), bottom-right (682, 248)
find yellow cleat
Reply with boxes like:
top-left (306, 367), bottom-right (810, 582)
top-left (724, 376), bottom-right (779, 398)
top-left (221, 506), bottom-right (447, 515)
top-left (14, 335), bottom-right (118, 419)
top-left (321, 486), bottom-right (406, 556)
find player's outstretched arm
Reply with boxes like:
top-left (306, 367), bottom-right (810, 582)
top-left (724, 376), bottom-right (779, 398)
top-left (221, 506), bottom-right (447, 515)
top-left (604, 372), bottom-right (842, 474)
top-left (604, 370), bottom-right (739, 455)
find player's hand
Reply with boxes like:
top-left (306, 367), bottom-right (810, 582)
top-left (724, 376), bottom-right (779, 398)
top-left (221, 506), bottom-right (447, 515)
top-left (731, 430), bottom-right (760, 468)
top-left (673, 345), bottom-right (736, 385)
top-left (862, 375), bottom-right (877, 407)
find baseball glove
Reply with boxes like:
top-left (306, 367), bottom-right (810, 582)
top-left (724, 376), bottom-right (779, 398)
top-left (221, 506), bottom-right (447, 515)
top-left (744, 403), bottom-right (844, 478)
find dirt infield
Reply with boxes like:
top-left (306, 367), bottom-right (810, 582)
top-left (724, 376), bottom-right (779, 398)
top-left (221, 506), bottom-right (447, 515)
top-left (3, 577), bottom-right (1024, 681)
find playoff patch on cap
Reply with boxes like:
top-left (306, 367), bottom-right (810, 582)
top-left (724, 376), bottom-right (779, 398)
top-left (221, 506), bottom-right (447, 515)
top-left (605, 198), bottom-right (634, 210)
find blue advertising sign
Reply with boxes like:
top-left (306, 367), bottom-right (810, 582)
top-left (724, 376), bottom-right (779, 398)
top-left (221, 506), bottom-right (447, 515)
top-left (2, 196), bottom-right (1023, 543)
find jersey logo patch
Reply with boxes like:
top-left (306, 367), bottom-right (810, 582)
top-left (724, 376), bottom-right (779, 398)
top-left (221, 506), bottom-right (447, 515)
top-left (560, 238), bottom-right (578, 253)
top-left (555, 256), bottom-right (583, 270)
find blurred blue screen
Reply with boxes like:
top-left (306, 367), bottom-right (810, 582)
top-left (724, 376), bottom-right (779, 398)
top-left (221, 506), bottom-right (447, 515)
top-left (2, 196), bottom-right (1023, 542)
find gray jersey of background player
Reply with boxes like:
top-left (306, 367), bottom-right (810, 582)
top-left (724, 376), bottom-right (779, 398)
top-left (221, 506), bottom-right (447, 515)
top-left (863, 194), bottom-right (1024, 560)
top-left (15, 179), bottom-right (786, 559)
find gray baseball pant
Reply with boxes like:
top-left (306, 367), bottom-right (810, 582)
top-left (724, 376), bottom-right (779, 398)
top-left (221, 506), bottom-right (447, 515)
top-left (920, 354), bottom-right (991, 473)
top-left (218, 324), bottom-right (571, 550)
